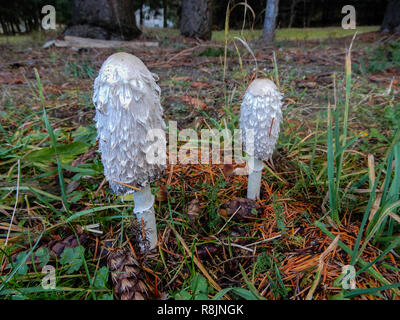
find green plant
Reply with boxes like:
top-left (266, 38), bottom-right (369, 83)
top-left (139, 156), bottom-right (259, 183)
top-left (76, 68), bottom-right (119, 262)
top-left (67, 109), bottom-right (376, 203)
top-left (354, 41), bottom-right (400, 74)
top-left (315, 38), bottom-right (400, 299)
top-left (317, 137), bottom-right (400, 298)
top-left (272, 195), bottom-right (287, 235)
top-left (326, 44), bottom-right (357, 224)
top-left (174, 273), bottom-right (210, 300)
top-left (59, 246), bottom-right (84, 274)
top-left (65, 59), bottom-right (96, 79)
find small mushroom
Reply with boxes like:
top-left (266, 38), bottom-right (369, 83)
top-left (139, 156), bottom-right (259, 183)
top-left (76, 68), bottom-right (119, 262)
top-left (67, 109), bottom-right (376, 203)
top-left (240, 78), bottom-right (283, 200)
top-left (93, 52), bottom-right (166, 251)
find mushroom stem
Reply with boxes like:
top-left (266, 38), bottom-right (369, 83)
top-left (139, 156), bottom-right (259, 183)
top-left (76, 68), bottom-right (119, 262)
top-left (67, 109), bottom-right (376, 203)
top-left (133, 184), bottom-right (157, 250)
top-left (247, 157), bottom-right (264, 200)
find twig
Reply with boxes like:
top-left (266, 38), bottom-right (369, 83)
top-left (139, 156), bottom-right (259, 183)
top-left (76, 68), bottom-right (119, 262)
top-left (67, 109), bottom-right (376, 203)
top-left (217, 239), bottom-right (254, 253)
top-left (5, 159), bottom-right (20, 248)
top-left (245, 234), bottom-right (282, 247)
top-left (215, 206), bottom-right (241, 235)
top-left (168, 222), bottom-right (230, 299)
top-left (306, 235), bottom-right (339, 300)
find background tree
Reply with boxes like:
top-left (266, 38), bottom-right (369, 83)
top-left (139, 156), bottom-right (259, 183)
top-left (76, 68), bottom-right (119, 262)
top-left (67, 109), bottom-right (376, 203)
top-left (63, 0), bottom-right (141, 40)
top-left (0, 0), bottom-right (390, 36)
top-left (180, 0), bottom-right (212, 40)
top-left (288, 0), bottom-right (300, 28)
top-left (0, 0), bottom-right (71, 35)
top-left (262, 0), bottom-right (279, 42)
top-left (381, 0), bottom-right (400, 33)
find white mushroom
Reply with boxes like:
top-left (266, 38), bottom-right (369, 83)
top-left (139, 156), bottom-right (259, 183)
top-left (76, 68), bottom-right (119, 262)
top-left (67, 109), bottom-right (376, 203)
top-left (240, 78), bottom-right (283, 200)
top-left (93, 52), bottom-right (166, 251)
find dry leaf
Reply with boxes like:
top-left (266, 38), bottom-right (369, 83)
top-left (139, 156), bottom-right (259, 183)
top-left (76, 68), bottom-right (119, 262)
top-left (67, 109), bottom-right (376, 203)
top-left (191, 81), bottom-right (210, 88)
top-left (181, 96), bottom-right (206, 109)
top-left (221, 197), bottom-right (262, 222)
top-left (187, 198), bottom-right (202, 225)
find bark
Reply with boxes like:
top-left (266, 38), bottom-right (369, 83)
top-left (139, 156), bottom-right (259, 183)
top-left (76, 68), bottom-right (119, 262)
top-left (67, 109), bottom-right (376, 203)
top-left (0, 16), bottom-right (9, 35)
top-left (139, 1), bottom-right (143, 26)
top-left (288, 0), bottom-right (299, 28)
top-left (64, 0), bottom-right (141, 40)
top-left (180, 0), bottom-right (212, 40)
top-left (163, 0), bottom-right (167, 28)
top-left (306, 0), bottom-right (314, 28)
top-left (381, 0), bottom-right (400, 33)
top-left (262, 0), bottom-right (280, 43)
top-left (13, 19), bottom-right (21, 33)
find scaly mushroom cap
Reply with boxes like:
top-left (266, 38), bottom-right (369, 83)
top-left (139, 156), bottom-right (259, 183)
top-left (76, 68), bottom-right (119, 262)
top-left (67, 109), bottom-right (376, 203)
top-left (93, 52), bottom-right (166, 195)
top-left (240, 78), bottom-right (283, 161)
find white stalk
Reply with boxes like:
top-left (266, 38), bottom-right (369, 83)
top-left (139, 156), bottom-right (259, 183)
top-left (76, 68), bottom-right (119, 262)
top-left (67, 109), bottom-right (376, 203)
top-left (247, 157), bottom-right (264, 200)
top-left (133, 184), bottom-right (157, 251)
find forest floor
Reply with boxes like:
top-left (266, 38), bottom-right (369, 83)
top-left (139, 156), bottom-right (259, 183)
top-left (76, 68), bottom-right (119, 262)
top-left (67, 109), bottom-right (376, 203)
top-left (0, 29), bottom-right (400, 300)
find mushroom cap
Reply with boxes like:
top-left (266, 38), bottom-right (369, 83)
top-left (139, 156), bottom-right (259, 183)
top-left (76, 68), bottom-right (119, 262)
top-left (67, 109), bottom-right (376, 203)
top-left (240, 78), bottom-right (283, 161)
top-left (96, 52), bottom-right (151, 86)
top-left (93, 52), bottom-right (166, 195)
top-left (247, 78), bottom-right (278, 97)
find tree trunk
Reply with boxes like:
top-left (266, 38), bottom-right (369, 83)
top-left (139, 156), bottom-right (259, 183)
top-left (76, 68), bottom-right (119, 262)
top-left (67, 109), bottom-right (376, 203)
top-left (180, 0), bottom-right (212, 40)
top-left (139, 1), bottom-right (143, 26)
top-left (13, 19), bottom-right (21, 33)
top-left (262, 0), bottom-right (279, 43)
top-left (10, 21), bottom-right (16, 34)
top-left (0, 16), bottom-right (9, 35)
top-left (163, 0), bottom-right (167, 28)
top-left (381, 0), bottom-right (400, 33)
top-left (288, 0), bottom-right (299, 28)
top-left (306, 0), bottom-right (314, 27)
top-left (64, 0), bottom-right (141, 40)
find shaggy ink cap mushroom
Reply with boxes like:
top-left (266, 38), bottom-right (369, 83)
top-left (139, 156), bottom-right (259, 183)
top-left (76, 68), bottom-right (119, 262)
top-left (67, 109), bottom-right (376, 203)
top-left (240, 78), bottom-right (283, 200)
top-left (93, 52), bottom-right (166, 196)
top-left (240, 78), bottom-right (283, 162)
top-left (93, 52), bottom-right (166, 250)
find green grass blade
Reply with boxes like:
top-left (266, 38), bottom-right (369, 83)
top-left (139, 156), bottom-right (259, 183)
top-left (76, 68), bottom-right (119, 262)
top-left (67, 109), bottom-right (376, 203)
top-left (315, 221), bottom-right (400, 296)
top-left (356, 236), bottom-right (400, 276)
top-left (350, 170), bottom-right (381, 265)
top-left (238, 264), bottom-right (266, 300)
top-left (34, 68), bottom-right (70, 214)
top-left (344, 283), bottom-right (400, 299)
top-left (327, 103), bottom-right (337, 221)
top-left (0, 232), bottom-right (43, 292)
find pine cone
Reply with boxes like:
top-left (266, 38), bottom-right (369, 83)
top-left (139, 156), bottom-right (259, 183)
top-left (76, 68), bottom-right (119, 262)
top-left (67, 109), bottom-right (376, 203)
top-left (107, 248), bottom-right (150, 300)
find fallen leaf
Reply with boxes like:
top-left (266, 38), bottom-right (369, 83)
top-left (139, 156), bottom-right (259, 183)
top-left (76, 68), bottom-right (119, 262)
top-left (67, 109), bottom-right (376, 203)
top-left (187, 198), bottom-right (202, 225)
top-left (191, 82), bottom-right (210, 88)
top-left (297, 81), bottom-right (318, 88)
top-left (172, 76), bottom-right (192, 82)
top-left (155, 185), bottom-right (167, 202)
top-left (181, 96), bottom-right (206, 109)
top-left (221, 197), bottom-right (262, 222)
top-left (222, 164), bottom-right (234, 177)
top-left (0, 77), bottom-right (24, 84)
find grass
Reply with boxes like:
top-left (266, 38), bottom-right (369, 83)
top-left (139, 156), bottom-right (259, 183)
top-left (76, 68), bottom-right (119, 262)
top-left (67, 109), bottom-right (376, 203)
top-left (0, 30), bottom-right (58, 46)
top-left (213, 26), bottom-right (379, 42)
top-left (142, 26), bottom-right (379, 42)
top-left (0, 26), bottom-right (379, 49)
top-left (0, 26), bottom-right (399, 300)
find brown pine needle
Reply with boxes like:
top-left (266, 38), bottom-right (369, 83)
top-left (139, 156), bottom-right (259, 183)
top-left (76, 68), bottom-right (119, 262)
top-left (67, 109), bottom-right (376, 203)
top-left (168, 222), bottom-right (230, 300)
top-left (268, 117), bottom-right (275, 137)
top-left (306, 235), bottom-right (339, 300)
top-left (112, 180), bottom-right (141, 191)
